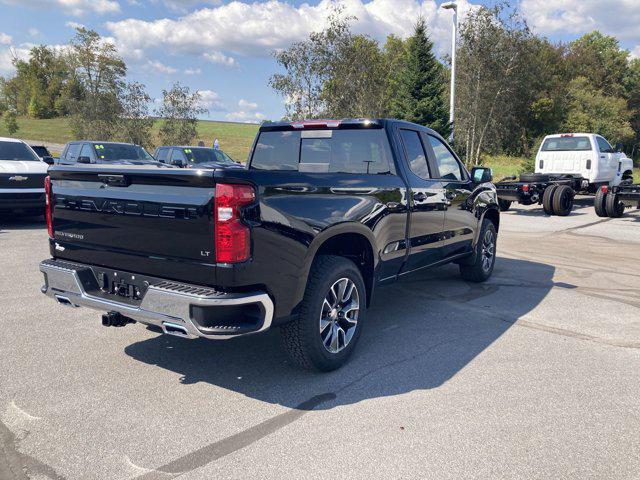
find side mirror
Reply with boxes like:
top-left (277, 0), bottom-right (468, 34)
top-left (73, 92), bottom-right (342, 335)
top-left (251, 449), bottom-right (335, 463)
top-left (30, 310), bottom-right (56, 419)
top-left (171, 159), bottom-right (186, 167)
top-left (471, 166), bottom-right (493, 183)
top-left (615, 142), bottom-right (624, 153)
top-left (77, 156), bottom-right (91, 164)
top-left (42, 155), bottom-right (55, 165)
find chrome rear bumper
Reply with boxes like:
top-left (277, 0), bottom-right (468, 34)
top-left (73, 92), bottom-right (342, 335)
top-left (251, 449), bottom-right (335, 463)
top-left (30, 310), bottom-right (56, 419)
top-left (39, 259), bottom-right (274, 339)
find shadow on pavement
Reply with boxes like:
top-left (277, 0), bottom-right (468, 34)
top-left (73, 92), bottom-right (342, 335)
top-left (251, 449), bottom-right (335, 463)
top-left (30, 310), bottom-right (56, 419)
top-left (0, 214), bottom-right (45, 232)
top-left (125, 256), bottom-right (557, 412)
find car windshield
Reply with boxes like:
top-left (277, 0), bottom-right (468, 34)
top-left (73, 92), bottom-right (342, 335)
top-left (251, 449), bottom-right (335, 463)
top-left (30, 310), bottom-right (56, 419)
top-left (541, 136), bottom-right (591, 151)
top-left (94, 143), bottom-right (154, 161)
top-left (0, 141), bottom-right (40, 161)
top-left (185, 148), bottom-right (236, 164)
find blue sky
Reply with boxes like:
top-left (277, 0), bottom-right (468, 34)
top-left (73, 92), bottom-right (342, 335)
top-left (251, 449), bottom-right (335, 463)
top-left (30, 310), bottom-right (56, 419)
top-left (1, 0), bottom-right (640, 122)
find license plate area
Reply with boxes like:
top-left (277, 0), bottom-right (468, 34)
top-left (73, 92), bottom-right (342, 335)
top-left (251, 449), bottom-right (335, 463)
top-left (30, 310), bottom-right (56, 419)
top-left (84, 267), bottom-right (156, 305)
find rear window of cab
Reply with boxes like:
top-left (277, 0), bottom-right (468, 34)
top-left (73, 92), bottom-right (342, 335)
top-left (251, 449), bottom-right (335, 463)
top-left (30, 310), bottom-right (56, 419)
top-left (541, 136), bottom-right (592, 151)
top-left (250, 129), bottom-right (394, 174)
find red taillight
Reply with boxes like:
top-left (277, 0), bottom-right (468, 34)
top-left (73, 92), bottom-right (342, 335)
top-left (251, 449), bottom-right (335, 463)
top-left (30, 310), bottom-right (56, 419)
top-left (214, 183), bottom-right (255, 263)
top-left (601, 186), bottom-right (608, 194)
top-left (521, 184), bottom-right (530, 192)
top-left (44, 176), bottom-right (53, 239)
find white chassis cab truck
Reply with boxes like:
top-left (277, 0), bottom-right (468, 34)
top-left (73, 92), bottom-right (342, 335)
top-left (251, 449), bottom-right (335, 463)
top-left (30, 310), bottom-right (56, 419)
top-left (496, 133), bottom-right (634, 216)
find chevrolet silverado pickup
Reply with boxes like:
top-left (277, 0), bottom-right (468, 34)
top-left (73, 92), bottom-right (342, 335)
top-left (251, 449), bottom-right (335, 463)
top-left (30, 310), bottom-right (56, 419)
top-left (0, 137), bottom-right (49, 215)
top-left (40, 119), bottom-right (500, 371)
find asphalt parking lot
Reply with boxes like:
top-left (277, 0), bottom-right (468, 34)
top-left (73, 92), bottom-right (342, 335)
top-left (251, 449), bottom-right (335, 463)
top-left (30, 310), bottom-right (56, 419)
top-left (1, 197), bottom-right (640, 479)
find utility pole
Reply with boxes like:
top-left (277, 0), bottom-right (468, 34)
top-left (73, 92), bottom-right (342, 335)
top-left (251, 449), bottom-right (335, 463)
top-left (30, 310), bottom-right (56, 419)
top-left (441, 1), bottom-right (458, 143)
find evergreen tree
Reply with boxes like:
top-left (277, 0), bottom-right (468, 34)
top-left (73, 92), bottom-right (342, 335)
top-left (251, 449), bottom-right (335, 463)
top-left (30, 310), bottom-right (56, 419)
top-left (390, 19), bottom-right (450, 137)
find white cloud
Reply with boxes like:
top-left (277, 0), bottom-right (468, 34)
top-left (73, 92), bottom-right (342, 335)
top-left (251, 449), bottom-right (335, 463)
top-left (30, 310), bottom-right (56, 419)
top-left (0, 45), bottom-right (30, 75)
top-left (1, 0), bottom-right (120, 16)
top-left (522, 0), bottom-right (640, 43)
top-left (198, 90), bottom-right (226, 111)
top-left (106, 0), bottom-right (476, 61)
top-left (0, 33), bottom-right (11, 45)
top-left (28, 28), bottom-right (40, 37)
top-left (238, 98), bottom-right (258, 110)
top-left (203, 51), bottom-right (237, 67)
top-left (631, 45), bottom-right (640, 59)
top-left (184, 67), bottom-right (202, 75)
top-left (146, 59), bottom-right (178, 74)
top-left (225, 110), bottom-right (266, 123)
top-left (65, 21), bottom-right (86, 30)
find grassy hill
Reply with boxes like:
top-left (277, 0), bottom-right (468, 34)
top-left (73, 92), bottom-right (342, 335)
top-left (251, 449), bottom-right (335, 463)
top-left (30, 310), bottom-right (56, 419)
top-left (0, 117), bottom-right (259, 161)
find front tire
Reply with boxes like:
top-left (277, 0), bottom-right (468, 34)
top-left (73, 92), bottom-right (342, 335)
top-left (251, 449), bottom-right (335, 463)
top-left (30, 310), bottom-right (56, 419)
top-left (281, 255), bottom-right (365, 372)
top-left (605, 192), bottom-right (625, 218)
top-left (459, 219), bottom-right (497, 283)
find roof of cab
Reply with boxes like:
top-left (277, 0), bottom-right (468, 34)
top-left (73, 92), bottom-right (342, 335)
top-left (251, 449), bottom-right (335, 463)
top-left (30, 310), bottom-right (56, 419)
top-left (0, 137), bottom-right (26, 143)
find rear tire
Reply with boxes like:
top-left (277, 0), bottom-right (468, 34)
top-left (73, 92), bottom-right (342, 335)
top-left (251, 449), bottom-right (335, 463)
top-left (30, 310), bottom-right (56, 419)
top-left (594, 186), bottom-right (608, 217)
top-left (542, 185), bottom-right (557, 215)
top-left (281, 255), bottom-right (365, 372)
top-left (459, 219), bottom-right (497, 283)
top-left (605, 193), bottom-right (625, 218)
top-left (520, 173), bottom-right (549, 183)
top-left (552, 185), bottom-right (574, 216)
top-left (498, 199), bottom-right (512, 212)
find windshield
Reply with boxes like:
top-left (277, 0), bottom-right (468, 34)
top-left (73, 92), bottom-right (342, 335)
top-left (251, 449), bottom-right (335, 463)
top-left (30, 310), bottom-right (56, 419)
top-left (541, 136), bottom-right (591, 152)
top-left (184, 148), bottom-right (236, 164)
top-left (0, 141), bottom-right (40, 161)
top-left (94, 143), bottom-right (154, 161)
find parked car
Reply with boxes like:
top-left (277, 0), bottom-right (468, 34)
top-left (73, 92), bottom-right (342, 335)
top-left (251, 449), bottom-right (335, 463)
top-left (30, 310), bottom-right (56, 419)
top-left (155, 146), bottom-right (243, 169)
top-left (39, 119), bottom-right (500, 371)
top-left (495, 133), bottom-right (634, 215)
top-left (57, 141), bottom-right (156, 165)
top-left (0, 137), bottom-right (49, 216)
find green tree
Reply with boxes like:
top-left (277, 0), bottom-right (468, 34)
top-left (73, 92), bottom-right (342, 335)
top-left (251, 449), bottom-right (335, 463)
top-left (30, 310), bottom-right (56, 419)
top-left (563, 77), bottom-right (634, 143)
top-left (117, 82), bottom-right (154, 147)
top-left (390, 19), bottom-right (450, 137)
top-left (567, 32), bottom-right (629, 98)
top-left (3, 109), bottom-right (18, 136)
top-left (269, 8), bottom-right (353, 119)
top-left (156, 82), bottom-right (207, 145)
top-left (2, 45), bottom-right (74, 119)
top-left (382, 35), bottom-right (407, 114)
top-left (455, 5), bottom-right (533, 165)
top-left (322, 35), bottom-right (388, 117)
top-left (68, 27), bottom-right (126, 140)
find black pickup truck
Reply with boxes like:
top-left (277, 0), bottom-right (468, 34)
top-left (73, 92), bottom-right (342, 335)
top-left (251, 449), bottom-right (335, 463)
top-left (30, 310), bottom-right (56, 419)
top-left (40, 119), bottom-right (500, 371)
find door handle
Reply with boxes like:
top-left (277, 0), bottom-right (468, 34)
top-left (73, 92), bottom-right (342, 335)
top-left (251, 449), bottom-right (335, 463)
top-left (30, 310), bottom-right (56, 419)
top-left (413, 192), bottom-right (427, 202)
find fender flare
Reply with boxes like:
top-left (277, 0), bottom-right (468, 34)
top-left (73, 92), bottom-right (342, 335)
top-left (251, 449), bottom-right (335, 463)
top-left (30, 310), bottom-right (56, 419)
top-left (291, 222), bottom-right (379, 311)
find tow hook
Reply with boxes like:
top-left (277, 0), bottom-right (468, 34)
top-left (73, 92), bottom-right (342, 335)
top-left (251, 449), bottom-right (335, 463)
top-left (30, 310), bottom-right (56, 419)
top-left (101, 311), bottom-right (136, 327)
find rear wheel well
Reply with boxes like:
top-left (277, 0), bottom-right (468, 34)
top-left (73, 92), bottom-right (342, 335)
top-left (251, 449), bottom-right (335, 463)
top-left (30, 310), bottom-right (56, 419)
top-left (314, 233), bottom-right (375, 307)
top-left (622, 170), bottom-right (633, 180)
top-left (484, 208), bottom-right (500, 232)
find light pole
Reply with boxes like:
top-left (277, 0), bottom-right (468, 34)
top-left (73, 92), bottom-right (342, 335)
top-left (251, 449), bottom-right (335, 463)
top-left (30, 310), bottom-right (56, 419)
top-left (441, 1), bottom-right (457, 143)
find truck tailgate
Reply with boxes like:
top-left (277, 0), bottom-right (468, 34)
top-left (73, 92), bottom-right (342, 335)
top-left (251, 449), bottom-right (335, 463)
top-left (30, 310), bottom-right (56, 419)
top-left (48, 165), bottom-right (217, 284)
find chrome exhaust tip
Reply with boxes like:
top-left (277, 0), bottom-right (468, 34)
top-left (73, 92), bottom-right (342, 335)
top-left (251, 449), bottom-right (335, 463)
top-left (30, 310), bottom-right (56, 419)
top-left (162, 322), bottom-right (190, 338)
top-left (55, 294), bottom-right (78, 307)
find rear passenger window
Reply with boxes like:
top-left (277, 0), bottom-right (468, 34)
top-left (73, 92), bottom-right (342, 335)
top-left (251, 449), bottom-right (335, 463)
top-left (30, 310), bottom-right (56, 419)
top-left (251, 129), bottom-right (393, 174)
top-left (399, 129), bottom-right (430, 179)
top-left (428, 136), bottom-right (464, 181)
